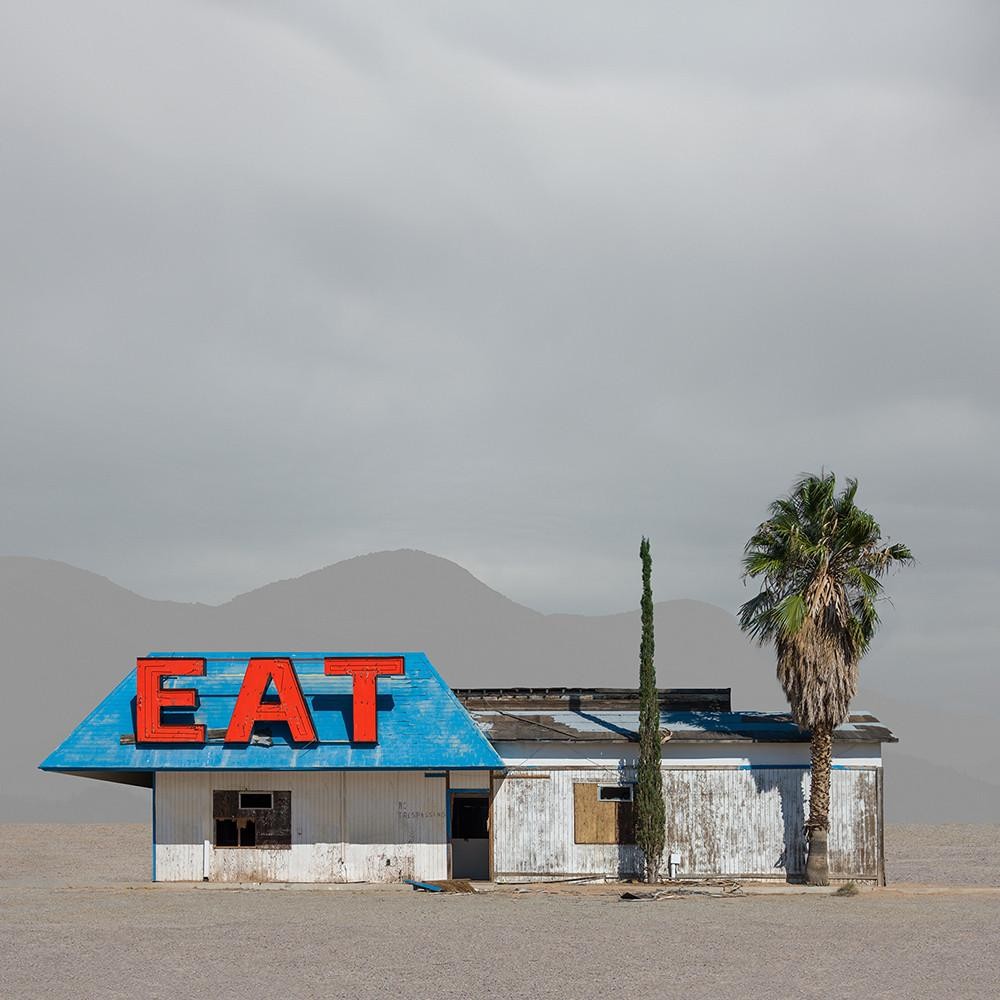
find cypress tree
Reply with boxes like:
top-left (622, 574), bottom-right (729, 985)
top-left (635, 536), bottom-right (665, 882)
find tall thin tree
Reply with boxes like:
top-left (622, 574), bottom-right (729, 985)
top-left (739, 473), bottom-right (912, 885)
top-left (635, 536), bottom-right (665, 882)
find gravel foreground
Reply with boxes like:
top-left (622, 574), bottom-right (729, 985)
top-left (2, 823), bottom-right (998, 1000)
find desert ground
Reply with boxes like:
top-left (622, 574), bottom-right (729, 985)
top-left (1, 824), bottom-right (998, 1000)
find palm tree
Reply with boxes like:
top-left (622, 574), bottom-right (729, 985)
top-left (738, 472), bottom-right (912, 885)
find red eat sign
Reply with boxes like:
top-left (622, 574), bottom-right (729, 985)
top-left (135, 656), bottom-right (404, 745)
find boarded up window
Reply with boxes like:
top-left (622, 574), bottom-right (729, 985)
top-left (213, 790), bottom-right (291, 849)
top-left (573, 783), bottom-right (635, 844)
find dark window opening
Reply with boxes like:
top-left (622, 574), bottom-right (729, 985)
top-left (213, 790), bottom-right (291, 849)
top-left (215, 818), bottom-right (238, 847)
top-left (599, 784), bottom-right (633, 802)
top-left (451, 796), bottom-right (489, 840)
top-left (239, 792), bottom-right (273, 810)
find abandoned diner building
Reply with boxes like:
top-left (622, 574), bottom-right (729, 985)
top-left (41, 651), bottom-right (895, 884)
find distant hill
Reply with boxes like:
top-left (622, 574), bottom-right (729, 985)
top-left (1, 551), bottom-right (995, 822)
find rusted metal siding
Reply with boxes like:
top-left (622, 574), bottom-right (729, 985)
top-left (826, 767), bottom-right (879, 877)
top-left (155, 770), bottom-right (447, 882)
top-left (492, 764), bottom-right (881, 881)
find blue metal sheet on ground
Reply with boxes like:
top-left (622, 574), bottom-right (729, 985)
top-left (404, 879), bottom-right (444, 892)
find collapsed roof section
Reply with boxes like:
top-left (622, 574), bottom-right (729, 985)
top-left (468, 710), bottom-right (895, 744)
top-left (453, 687), bottom-right (731, 712)
top-left (452, 689), bottom-right (895, 744)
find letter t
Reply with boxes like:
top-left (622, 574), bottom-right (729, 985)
top-left (324, 656), bottom-right (404, 743)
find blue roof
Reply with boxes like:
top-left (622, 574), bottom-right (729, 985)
top-left (41, 652), bottom-right (503, 785)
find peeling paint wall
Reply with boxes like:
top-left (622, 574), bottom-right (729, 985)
top-left (492, 767), bottom-right (643, 879)
top-left (492, 752), bottom-right (882, 881)
top-left (155, 770), bottom-right (448, 882)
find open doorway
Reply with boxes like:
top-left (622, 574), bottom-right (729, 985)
top-left (450, 791), bottom-right (489, 880)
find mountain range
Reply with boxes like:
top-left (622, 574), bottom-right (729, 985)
top-left (2, 550), bottom-right (995, 822)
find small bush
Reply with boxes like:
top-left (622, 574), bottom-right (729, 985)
top-left (834, 881), bottom-right (859, 897)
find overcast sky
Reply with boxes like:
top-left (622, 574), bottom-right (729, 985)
top-left (2, 2), bottom-right (998, 706)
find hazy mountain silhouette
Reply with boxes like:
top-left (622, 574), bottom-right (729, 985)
top-left (2, 550), bottom-right (994, 822)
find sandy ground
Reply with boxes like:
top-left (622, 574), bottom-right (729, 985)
top-left (1, 823), bottom-right (998, 1000)
top-left (886, 824), bottom-right (1000, 886)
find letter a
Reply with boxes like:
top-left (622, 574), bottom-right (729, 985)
top-left (225, 658), bottom-right (317, 743)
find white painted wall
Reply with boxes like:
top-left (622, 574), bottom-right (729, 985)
top-left (494, 739), bottom-right (882, 769)
top-left (154, 770), bottom-right (448, 882)
top-left (449, 769), bottom-right (491, 789)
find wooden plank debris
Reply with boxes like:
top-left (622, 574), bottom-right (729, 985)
top-left (620, 879), bottom-right (744, 900)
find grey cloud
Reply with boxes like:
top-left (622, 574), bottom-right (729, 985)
top-left (1, 0), bottom-right (997, 720)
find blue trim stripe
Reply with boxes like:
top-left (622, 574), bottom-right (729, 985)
top-left (151, 771), bottom-right (156, 882)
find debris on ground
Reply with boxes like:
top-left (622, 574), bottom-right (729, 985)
top-left (404, 879), bottom-right (476, 893)
top-left (620, 879), bottom-right (745, 901)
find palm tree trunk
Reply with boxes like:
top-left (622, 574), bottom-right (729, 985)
top-left (804, 724), bottom-right (832, 886)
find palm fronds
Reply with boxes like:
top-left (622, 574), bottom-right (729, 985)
top-left (739, 472), bottom-right (912, 730)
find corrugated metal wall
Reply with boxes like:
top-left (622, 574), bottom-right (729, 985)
top-left (492, 768), bottom-right (642, 878)
top-left (155, 763), bottom-right (880, 882)
top-left (155, 771), bottom-right (447, 882)
top-left (492, 766), bottom-right (880, 881)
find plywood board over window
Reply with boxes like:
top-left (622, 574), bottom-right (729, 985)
top-left (573, 783), bottom-right (635, 845)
